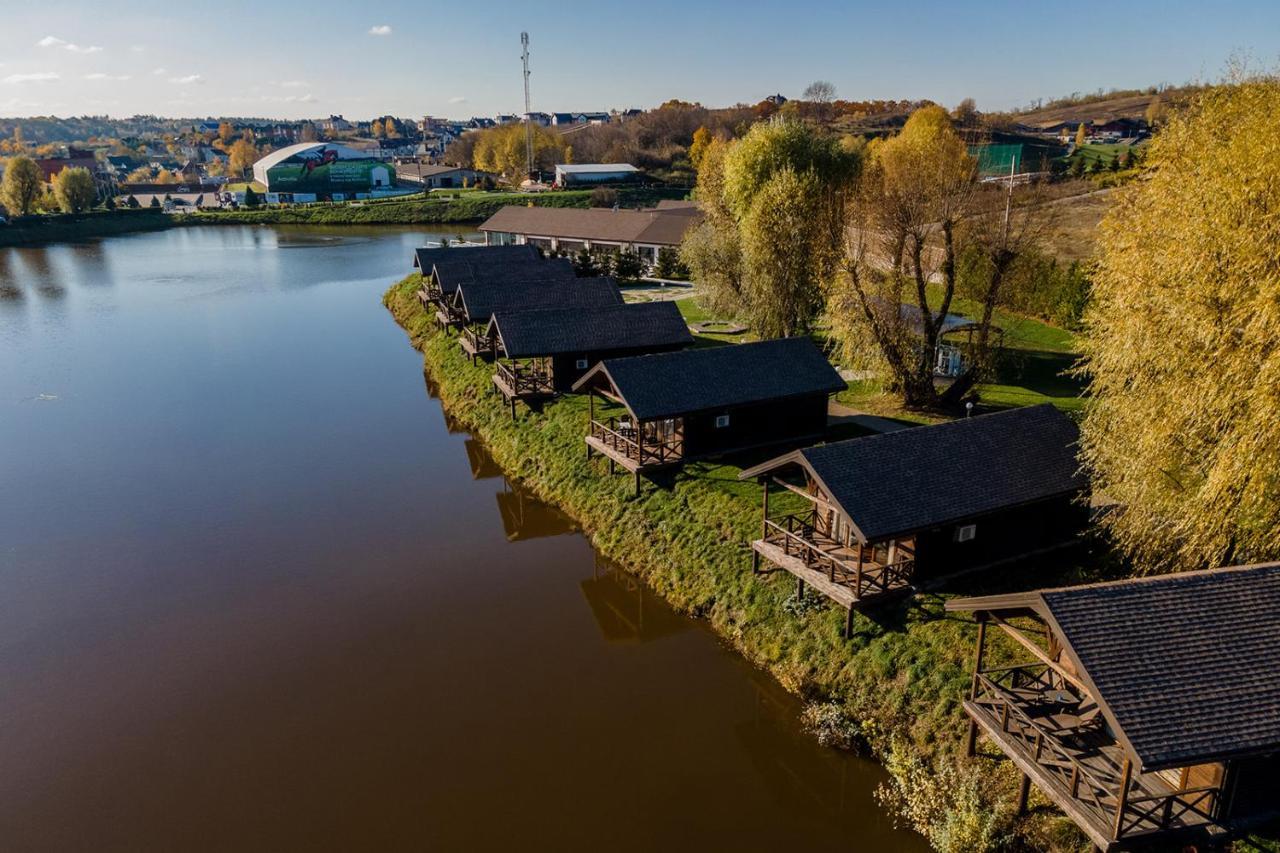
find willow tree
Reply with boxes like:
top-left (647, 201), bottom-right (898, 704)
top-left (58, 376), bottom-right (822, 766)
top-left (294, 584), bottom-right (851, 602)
top-left (681, 118), bottom-right (859, 338)
top-left (1, 156), bottom-right (43, 216)
top-left (51, 166), bottom-right (97, 214)
top-left (1079, 78), bottom-right (1280, 573)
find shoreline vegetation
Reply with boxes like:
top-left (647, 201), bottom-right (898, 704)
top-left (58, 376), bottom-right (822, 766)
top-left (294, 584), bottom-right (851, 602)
top-left (0, 209), bottom-right (171, 248)
top-left (0, 186), bottom-right (689, 247)
top-left (382, 272), bottom-right (1096, 852)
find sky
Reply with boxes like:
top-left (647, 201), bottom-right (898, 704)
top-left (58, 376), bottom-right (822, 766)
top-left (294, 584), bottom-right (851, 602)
top-left (2, 0), bottom-right (1279, 120)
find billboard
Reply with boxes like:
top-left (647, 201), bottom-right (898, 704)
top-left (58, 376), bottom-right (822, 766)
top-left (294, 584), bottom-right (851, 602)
top-left (264, 145), bottom-right (392, 192)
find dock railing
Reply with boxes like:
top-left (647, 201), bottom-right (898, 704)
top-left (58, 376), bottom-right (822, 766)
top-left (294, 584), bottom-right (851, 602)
top-left (589, 417), bottom-right (683, 467)
top-left (762, 510), bottom-right (915, 600)
top-left (971, 664), bottom-right (1221, 840)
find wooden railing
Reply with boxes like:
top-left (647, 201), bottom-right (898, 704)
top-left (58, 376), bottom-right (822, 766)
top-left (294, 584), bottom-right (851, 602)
top-left (972, 665), bottom-right (1220, 839)
top-left (495, 360), bottom-right (553, 397)
top-left (762, 510), bottom-right (915, 600)
top-left (461, 326), bottom-right (495, 356)
top-left (589, 417), bottom-right (683, 466)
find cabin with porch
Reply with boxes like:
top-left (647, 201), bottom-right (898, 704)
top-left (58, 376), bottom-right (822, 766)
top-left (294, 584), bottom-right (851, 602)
top-left (424, 255), bottom-right (576, 329)
top-left (412, 243), bottom-right (536, 275)
top-left (452, 276), bottom-right (624, 362)
top-left (486, 301), bottom-right (693, 414)
top-left (948, 563), bottom-right (1280, 851)
top-left (738, 405), bottom-right (1087, 631)
top-left (571, 338), bottom-right (846, 494)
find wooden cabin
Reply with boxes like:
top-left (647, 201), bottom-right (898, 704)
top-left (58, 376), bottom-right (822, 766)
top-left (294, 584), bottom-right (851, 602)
top-left (948, 563), bottom-right (1280, 851)
top-left (571, 338), bottom-right (846, 494)
top-left (487, 301), bottom-right (693, 414)
top-left (413, 244), bottom-right (539, 313)
top-left (425, 255), bottom-right (575, 329)
top-left (738, 405), bottom-right (1087, 630)
top-left (452, 276), bottom-right (623, 362)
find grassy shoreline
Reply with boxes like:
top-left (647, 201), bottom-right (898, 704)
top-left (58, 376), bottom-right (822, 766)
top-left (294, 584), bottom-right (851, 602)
top-left (0, 210), bottom-right (172, 247)
top-left (382, 272), bottom-right (1089, 851)
top-left (181, 186), bottom-right (689, 227)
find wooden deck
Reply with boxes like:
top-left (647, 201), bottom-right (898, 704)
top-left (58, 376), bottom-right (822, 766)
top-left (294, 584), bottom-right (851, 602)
top-left (968, 665), bottom-right (1226, 851)
top-left (751, 512), bottom-right (915, 633)
top-left (492, 361), bottom-right (554, 416)
top-left (459, 327), bottom-right (496, 361)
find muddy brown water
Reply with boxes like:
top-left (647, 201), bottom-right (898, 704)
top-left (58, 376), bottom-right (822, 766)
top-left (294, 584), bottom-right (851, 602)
top-left (0, 226), bottom-right (928, 852)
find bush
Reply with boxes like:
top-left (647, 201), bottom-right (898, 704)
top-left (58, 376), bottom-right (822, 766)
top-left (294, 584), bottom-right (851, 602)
top-left (656, 246), bottom-right (690, 280)
top-left (572, 247), bottom-right (600, 276)
top-left (614, 249), bottom-right (644, 281)
top-left (589, 186), bottom-right (619, 208)
top-left (958, 245), bottom-right (1092, 331)
top-left (876, 739), bottom-right (1015, 853)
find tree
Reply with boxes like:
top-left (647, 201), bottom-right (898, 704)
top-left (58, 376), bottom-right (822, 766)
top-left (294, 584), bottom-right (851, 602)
top-left (471, 123), bottom-right (569, 178)
top-left (614, 250), bottom-right (644, 281)
top-left (372, 118), bottom-right (386, 139)
top-left (218, 121), bottom-right (234, 145)
top-left (1074, 122), bottom-right (1087, 148)
top-left (51, 166), bottom-right (97, 213)
top-left (1144, 94), bottom-right (1166, 128)
top-left (228, 139), bottom-right (258, 177)
top-left (655, 247), bottom-right (688, 280)
top-left (300, 122), bottom-right (319, 142)
top-left (244, 186), bottom-right (260, 208)
top-left (126, 195), bottom-right (140, 209)
top-left (951, 98), bottom-right (980, 127)
top-left (831, 105), bottom-right (1041, 409)
top-left (681, 118), bottom-right (860, 338)
top-left (1078, 78), bottom-right (1280, 573)
top-left (803, 80), bottom-right (837, 123)
top-left (0, 156), bottom-right (43, 216)
top-left (689, 125), bottom-right (712, 170)
top-left (572, 247), bottom-right (599, 277)
top-left (148, 196), bottom-right (161, 208)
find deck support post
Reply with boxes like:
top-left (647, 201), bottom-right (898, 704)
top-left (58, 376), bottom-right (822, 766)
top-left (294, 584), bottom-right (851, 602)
top-left (634, 471), bottom-right (641, 498)
top-left (843, 605), bottom-right (854, 639)
top-left (761, 477), bottom-right (770, 539)
top-left (752, 549), bottom-right (761, 574)
top-left (969, 616), bottom-right (988, 700)
top-left (965, 718), bottom-right (979, 757)
top-left (1016, 772), bottom-right (1031, 816)
top-left (609, 458), bottom-right (615, 475)
top-left (1113, 758), bottom-right (1132, 840)
top-left (510, 398), bottom-right (517, 420)
top-left (796, 576), bottom-right (804, 600)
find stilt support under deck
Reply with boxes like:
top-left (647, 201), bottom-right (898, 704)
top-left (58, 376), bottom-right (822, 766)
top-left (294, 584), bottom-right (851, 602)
top-left (1016, 772), bottom-right (1032, 816)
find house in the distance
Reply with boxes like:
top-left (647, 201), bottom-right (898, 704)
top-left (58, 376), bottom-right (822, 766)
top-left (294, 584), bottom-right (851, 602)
top-left (553, 163), bottom-right (641, 186)
top-left (479, 204), bottom-right (702, 268)
top-left (395, 163), bottom-right (492, 189)
top-left (948, 563), bottom-right (1280, 851)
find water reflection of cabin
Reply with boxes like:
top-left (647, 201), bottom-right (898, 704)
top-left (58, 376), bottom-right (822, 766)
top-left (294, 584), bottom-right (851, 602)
top-left (738, 405), bottom-right (1087, 633)
top-left (495, 480), bottom-right (576, 541)
top-left (580, 555), bottom-right (689, 644)
top-left (425, 254), bottom-right (575, 329)
top-left (452, 276), bottom-right (623, 363)
top-left (487, 302), bottom-right (693, 414)
top-left (572, 338), bottom-right (846, 494)
top-left (948, 563), bottom-right (1280, 851)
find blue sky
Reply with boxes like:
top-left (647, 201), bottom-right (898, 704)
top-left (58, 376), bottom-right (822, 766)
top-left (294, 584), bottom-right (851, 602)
top-left (1, 0), bottom-right (1278, 120)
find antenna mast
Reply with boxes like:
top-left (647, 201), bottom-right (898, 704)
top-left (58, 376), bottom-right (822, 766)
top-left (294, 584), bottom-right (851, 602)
top-left (521, 32), bottom-right (534, 179)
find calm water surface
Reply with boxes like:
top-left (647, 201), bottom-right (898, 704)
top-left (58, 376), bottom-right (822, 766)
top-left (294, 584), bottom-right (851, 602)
top-left (0, 225), bottom-right (927, 852)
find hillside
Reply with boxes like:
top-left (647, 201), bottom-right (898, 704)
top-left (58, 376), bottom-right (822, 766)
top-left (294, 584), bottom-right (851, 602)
top-left (1013, 85), bottom-right (1199, 129)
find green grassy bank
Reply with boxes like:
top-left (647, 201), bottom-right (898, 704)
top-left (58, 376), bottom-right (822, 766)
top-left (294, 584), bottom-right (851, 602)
top-left (181, 186), bottom-right (689, 227)
top-left (0, 210), bottom-right (172, 247)
top-left (383, 272), bottom-right (1105, 852)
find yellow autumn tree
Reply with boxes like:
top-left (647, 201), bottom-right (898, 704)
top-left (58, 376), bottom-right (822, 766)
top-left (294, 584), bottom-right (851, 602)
top-left (1078, 77), bottom-right (1280, 572)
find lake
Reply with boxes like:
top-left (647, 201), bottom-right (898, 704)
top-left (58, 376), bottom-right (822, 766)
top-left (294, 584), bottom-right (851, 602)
top-left (0, 225), bottom-right (927, 852)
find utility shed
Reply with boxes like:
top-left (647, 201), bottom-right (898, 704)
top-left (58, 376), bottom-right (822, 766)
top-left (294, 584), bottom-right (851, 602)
top-left (948, 563), bottom-right (1280, 851)
top-left (571, 338), bottom-right (846, 493)
top-left (486, 302), bottom-right (693, 413)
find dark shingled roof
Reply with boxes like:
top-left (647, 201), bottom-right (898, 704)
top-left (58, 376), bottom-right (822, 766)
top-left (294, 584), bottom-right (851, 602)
top-left (741, 405), bottom-right (1083, 542)
top-left (1041, 564), bottom-right (1280, 771)
top-left (413, 243), bottom-right (536, 271)
top-left (575, 337), bottom-right (845, 421)
top-left (432, 256), bottom-right (575, 295)
top-left (489, 301), bottom-right (693, 358)
top-left (455, 276), bottom-right (623, 323)
top-left (478, 204), bottom-right (703, 247)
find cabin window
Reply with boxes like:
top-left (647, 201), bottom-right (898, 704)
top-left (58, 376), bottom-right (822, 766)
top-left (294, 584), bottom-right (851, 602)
top-left (575, 358), bottom-right (589, 370)
top-left (956, 524), bottom-right (977, 543)
top-left (714, 414), bottom-right (731, 429)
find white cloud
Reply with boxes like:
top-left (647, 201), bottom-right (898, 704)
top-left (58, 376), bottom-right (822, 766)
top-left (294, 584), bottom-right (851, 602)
top-left (368, 24), bottom-right (392, 36)
top-left (37, 35), bottom-right (102, 54)
top-left (3, 71), bottom-right (61, 84)
top-left (448, 96), bottom-right (467, 104)
top-left (170, 74), bottom-right (204, 85)
top-left (275, 80), bottom-right (307, 89)
top-left (151, 67), bottom-right (167, 76)
top-left (84, 72), bottom-right (131, 81)
top-left (130, 45), bottom-right (146, 53)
